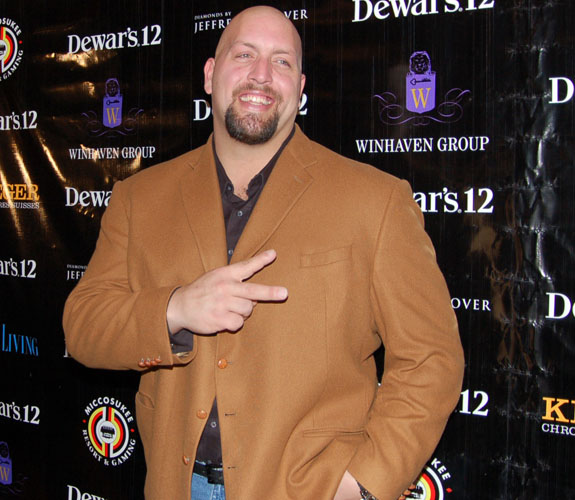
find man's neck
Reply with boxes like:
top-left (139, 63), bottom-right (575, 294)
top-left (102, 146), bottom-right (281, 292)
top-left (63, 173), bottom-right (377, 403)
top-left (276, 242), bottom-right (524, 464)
top-left (213, 126), bottom-right (291, 194)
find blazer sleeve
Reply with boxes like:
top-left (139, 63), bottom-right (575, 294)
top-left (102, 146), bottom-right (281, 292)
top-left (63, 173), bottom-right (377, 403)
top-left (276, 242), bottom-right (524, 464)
top-left (347, 180), bottom-right (464, 499)
top-left (62, 179), bottom-right (197, 371)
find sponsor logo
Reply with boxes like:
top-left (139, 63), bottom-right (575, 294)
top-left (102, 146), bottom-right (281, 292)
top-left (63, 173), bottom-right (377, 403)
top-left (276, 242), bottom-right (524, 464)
top-left (0, 258), bottom-right (37, 279)
top-left (0, 401), bottom-right (40, 425)
top-left (66, 264), bottom-right (87, 281)
top-left (67, 25), bottom-right (162, 54)
top-left (0, 442), bottom-right (12, 486)
top-left (1, 324), bottom-right (38, 356)
top-left (0, 110), bottom-right (37, 131)
top-left (410, 457), bottom-right (454, 499)
top-left (193, 9), bottom-right (306, 35)
top-left (79, 78), bottom-right (144, 139)
top-left (194, 11), bottom-right (232, 34)
top-left (68, 145), bottom-right (156, 160)
top-left (355, 135), bottom-right (488, 153)
top-left (0, 183), bottom-right (40, 209)
top-left (0, 18), bottom-right (23, 81)
top-left (455, 389), bottom-right (489, 417)
top-left (352, 0), bottom-right (495, 22)
top-left (0, 442), bottom-right (28, 496)
top-left (193, 93), bottom-right (309, 121)
top-left (67, 484), bottom-right (107, 500)
top-left (451, 297), bottom-right (491, 312)
top-left (65, 187), bottom-right (111, 208)
top-left (82, 397), bottom-right (136, 466)
top-left (413, 187), bottom-right (494, 214)
top-left (546, 292), bottom-right (575, 319)
top-left (373, 51), bottom-right (470, 126)
top-left (549, 77), bottom-right (575, 104)
top-left (283, 9), bottom-right (309, 20)
top-left (541, 397), bottom-right (575, 437)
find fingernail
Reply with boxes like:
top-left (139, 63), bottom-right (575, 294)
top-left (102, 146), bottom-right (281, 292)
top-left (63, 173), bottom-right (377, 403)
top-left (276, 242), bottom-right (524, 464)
top-left (279, 287), bottom-right (288, 300)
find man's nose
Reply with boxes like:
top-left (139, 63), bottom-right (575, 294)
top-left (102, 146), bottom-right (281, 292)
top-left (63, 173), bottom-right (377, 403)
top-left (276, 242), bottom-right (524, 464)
top-left (248, 57), bottom-right (273, 84)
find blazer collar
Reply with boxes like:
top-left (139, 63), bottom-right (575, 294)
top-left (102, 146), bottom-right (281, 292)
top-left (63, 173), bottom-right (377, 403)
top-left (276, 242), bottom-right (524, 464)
top-left (179, 125), bottom-right (316, 271)
top-left (231, 125), bottom-right (315, 263)
top-left (179, 136), bottom-right (228, 272)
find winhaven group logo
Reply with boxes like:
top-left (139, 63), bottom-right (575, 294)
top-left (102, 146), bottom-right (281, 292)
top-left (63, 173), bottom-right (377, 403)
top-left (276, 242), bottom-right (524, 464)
top-left (410, 457), bottom-right (454, 499)
top-left (77, 78), bottom-right (144, 140)
top-left (0, 442), bottom-right (10, 486)
top-left (0, 441), bottom-right (28, 495)
top-left (82, 397), bottom-right (137, 466)
top-left (374, 51), bottom-right (471, 127)
top-left (0, 19), bottom-right (23, 81)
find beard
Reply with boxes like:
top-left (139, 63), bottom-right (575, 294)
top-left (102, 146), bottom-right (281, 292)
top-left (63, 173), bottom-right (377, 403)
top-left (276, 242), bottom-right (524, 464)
top-left (224, 85), bottom-right (282, 145)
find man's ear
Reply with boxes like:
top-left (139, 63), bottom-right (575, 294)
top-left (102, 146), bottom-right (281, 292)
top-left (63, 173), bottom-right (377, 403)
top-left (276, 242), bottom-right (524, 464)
top-left (204, 58), bottom-right (215, 95)
top-left (299, 73), bottom-right (306, 96)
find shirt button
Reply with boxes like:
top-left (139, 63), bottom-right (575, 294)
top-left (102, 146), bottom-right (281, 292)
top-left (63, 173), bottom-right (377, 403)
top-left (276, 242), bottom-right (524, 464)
top-left (228, 249), bottom-right (234, 256)
top-left (210, 421), bottom-right (217, 428)
top-left (196, 409), bottom-right (208, 419)
top-left (217, 358), bottom-right (228, 369)
top-left (237, 210), bottom-right (243, 217)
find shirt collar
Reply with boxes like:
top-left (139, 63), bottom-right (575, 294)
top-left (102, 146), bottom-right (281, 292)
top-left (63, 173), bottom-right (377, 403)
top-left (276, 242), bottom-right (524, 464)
top-left (214, 127), bottom-right (296, 198)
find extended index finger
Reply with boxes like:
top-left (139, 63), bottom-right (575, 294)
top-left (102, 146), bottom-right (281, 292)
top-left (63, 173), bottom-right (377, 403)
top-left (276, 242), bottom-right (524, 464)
top-left (230, 249), bottom-right (278, 281)
top-left (231, 281), bottom-right (288, 302)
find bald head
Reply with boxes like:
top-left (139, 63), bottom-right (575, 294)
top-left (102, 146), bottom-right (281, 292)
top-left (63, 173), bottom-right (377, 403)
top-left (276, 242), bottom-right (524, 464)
top-left (215, 6), bottom-right (303, 71)
top-left (203, 5), bottom-right (306, 148)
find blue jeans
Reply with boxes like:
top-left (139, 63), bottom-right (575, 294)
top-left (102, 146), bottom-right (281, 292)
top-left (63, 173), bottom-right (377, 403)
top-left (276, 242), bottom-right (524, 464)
top-left (191, 471), bottom-right (226, 500)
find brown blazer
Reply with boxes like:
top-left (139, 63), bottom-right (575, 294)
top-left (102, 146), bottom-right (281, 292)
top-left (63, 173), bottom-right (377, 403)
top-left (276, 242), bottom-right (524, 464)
top-left (63, 126), bottom-right (464, 500)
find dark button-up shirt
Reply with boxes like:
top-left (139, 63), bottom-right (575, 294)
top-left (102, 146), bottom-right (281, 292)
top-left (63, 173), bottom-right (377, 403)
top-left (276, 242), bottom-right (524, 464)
top-left (195, 128), bottom-right (295, 464)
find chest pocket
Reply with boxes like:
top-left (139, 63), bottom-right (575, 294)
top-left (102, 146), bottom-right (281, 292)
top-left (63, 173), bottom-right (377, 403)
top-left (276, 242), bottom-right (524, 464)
top-left (300, 245), bottom-right (352, 268)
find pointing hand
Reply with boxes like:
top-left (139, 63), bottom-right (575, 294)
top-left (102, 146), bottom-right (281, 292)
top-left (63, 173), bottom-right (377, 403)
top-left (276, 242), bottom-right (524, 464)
top-left (167, 249), bottom-right (287, 334)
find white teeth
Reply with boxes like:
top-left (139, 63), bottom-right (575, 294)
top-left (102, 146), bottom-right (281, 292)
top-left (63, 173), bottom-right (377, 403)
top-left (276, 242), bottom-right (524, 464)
top-left (239, 94), bottom-right (272, 105)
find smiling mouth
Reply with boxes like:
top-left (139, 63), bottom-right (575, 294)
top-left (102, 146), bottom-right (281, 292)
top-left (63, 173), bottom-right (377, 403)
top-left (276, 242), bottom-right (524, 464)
top-left (239, 94), bottom-right (273, 105)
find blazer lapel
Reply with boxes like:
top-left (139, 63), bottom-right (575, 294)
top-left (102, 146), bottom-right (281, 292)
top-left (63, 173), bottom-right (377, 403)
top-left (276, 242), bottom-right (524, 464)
top-left (179, 137), bottom-right (228, 272)
top-left (231, 127), bottom-right (316, 263)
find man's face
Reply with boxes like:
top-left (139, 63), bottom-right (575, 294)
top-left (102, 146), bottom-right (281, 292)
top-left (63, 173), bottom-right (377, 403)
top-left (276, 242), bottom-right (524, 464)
top-left (204, 8), bottom-right (306, 145)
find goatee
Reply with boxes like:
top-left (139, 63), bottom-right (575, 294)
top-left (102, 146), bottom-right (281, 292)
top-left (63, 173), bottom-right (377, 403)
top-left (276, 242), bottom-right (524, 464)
top-left (225, 86), bottom-right (281, 145)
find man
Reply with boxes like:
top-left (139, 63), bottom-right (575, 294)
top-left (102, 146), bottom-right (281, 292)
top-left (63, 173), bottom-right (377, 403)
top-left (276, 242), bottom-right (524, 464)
top-left (63, 6), bottom-right (464, 500)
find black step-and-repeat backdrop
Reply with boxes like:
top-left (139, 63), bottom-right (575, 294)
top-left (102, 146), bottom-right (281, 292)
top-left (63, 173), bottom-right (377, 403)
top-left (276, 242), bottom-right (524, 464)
top-left (1, 0), bottom-right (574, 498)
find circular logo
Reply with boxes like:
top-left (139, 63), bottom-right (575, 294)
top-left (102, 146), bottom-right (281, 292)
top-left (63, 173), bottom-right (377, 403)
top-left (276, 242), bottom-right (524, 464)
top-left (82, 397), bottom-right (136, 466)
top-left (0, 19), bottom-right (23, 80)
top-left (410, 465), bottom-right (453, 500)
top-left (87, 406), bottom-right (130, 458)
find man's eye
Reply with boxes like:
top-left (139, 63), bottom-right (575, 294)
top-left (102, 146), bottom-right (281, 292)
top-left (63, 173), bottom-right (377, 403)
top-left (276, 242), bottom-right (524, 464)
top-left (276, 59), bottom-right (290, 67)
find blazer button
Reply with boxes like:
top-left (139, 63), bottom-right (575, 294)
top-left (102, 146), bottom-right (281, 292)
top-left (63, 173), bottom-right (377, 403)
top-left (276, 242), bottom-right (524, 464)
top-left (182, 455), bottom-right (190, 465)
top-left (217, 358), bottom-right (228, 369)
top-left (196, 409), bottom-right (208, 419)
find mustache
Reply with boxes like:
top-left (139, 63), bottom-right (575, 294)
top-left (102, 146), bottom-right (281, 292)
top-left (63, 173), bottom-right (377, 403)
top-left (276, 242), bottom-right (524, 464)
top-left (232, 84), bottom-right (282, 102)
